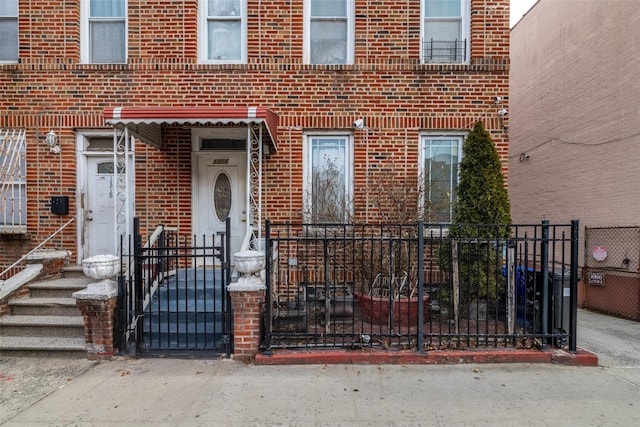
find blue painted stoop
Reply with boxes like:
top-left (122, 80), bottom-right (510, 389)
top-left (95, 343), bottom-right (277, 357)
top-left (142, 268), bottom-right (230, 354)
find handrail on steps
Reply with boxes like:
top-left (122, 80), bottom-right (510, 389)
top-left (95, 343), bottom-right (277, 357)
top-left (122, 223), bottom-right (177, 276)
top-left (0, 217), bottom-right (76, 282)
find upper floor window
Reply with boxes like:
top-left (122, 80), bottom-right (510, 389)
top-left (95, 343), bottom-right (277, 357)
top-left (304, 133), bottom-right (353, 223)
top-left (81, 0), bottom-right (127, 64)
top-left (421, 0), bottom-right (470, 64)
top-left (0, 0), bottom-right (18, 62)
top-left (420, 134), bottom-right (464, 222)
top-left (305, 0), bottom-right (354, 65)
top-left (199, 0), bottom-right (247, 63)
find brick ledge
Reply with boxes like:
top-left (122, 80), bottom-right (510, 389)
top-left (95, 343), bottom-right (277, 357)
top-left (255, 348), bottom-right (598, 367)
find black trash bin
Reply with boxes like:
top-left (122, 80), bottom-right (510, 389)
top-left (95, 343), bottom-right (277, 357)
top-left (529, 269), bottom-right (570, 347)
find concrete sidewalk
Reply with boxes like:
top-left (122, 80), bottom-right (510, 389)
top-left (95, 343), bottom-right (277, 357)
top-left (1, 309), bottom-right (639, 426)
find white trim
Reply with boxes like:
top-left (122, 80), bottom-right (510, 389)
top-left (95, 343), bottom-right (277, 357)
top-left (191, 127), bottom-right (248, 152)
top-left (75, 130), bottom-right (135, 264)
top-left (303, 0), bottom-right (355, 65)
top-left (418, 132), bottom-right (466, 223)
top-left (0, 0), bottom-right (18, 64)
top-left (198, 0), bottom-right (248, 64)
top-left (80, 0), bottom-right (128, 64)
top-left (420, 0), bottom-right (470, 65)
top-left (303, 131), bottom-right (354, 222)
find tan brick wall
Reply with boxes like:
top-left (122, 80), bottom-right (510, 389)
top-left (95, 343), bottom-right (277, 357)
top-left (1, 0), bottom-right (510, 266)
top-left (509, 0), bottom-right (640, 230)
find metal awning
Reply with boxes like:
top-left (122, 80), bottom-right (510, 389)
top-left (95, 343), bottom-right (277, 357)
top-left (104, 106), bottom-right (278, 151)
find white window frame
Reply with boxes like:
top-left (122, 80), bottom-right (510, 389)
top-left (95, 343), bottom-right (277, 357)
top-left (198, 0), bottom-right (247, 64)
top-left (80, 0), bottom-right (128, 64)
top-left (303, 0), bottom-right (355, 65)
top-left (0, 0), bottom-right (19, 63)
top-left (303, 132), bottom-right (354, 223)
top-left (420, 0), bottom-right (470, 64)
top-left (419, 133), bottom-right (465, 223)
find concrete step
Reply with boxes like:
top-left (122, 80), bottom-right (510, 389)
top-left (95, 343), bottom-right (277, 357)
top-left (0, 336), bottom-right (86, 357)
top-left (29, 277), bottom-right (92, 298)
top-left (0, 315), bottom-right (85, 338)
top-left (61, 265), bottom-right (88, 278)
top-left (9, 297), bottom-right (80, 316)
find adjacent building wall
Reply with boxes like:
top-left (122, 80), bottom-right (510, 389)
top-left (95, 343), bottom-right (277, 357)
top-left (509, 0), bottom-right (640, 230)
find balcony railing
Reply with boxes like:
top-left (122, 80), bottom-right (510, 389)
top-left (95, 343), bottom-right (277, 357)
top-left (422, 39), bottom-right (467, 63)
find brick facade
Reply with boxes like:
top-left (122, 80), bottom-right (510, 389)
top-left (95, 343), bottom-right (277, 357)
top-left (1, 0), bottom-right (510, 267)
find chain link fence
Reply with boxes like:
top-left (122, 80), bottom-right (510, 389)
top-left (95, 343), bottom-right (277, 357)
top-left (584, 226), bottom-right (640, 321)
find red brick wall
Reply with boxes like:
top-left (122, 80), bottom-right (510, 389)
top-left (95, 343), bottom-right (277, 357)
top-left (1, 0), bottom-right (509, 266)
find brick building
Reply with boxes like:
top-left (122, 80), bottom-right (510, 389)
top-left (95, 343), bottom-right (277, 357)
top-left (509, 0), bottom-right (639, 231)
top-left (1, 0), bottom-right (510, 269)
top-left (509, 0), bottom-right (639, 318)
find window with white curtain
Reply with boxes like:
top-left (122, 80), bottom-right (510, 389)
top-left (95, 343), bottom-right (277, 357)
top-left (0, 0), bottom-right (18, 62)
top-left (305, 0), bottom-right (354, 65)
top-left (81, 0), bottom-right (127, 64)
top-left (199, 0), bottom-right (247, 63)
top-left (420, 135), bottom-right (464, 222)
top-left (304, 134), bottom-right (353, 223)
top-left (421, 0), bottom-right (470, 64)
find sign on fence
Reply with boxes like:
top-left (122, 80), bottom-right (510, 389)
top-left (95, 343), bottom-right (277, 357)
top-left (588, 272), bottom-right (605, 286)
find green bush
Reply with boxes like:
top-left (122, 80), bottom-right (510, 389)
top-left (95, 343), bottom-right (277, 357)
top-left (445, 121), bottom-right (511, 301)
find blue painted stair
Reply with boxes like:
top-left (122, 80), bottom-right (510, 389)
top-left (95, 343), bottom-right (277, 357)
top-left (142, 268), bottom-right (230, 353)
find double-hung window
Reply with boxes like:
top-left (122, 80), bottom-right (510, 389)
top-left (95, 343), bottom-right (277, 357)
top-left (421, 0), bottom-right (470, 64)
top-left (304, 134), bottom-right (353, 223)
top-left (199, 0), bottom-right (247, 63)
top-left (0, 0), bottom-right (18, 63)
top-left (420, 135), bottom-right (463, 222)
top-left (305, 0), bottom-right (354, 65)
top-left (1, 129), bottom-right (27, 234)
top-left (81, 0), bottom-right (127, 64)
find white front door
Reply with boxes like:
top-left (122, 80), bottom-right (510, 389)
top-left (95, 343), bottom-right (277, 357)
top-left (195, 153), bottom-right (247, 264)
top-left (84, 156), bottom-right (117, 257)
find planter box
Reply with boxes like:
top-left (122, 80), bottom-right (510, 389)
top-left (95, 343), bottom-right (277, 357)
top-left (356, 292), bottom-right (429, 327)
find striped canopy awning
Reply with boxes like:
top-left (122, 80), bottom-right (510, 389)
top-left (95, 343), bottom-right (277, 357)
top-left (104, 106), bottom-right (278, 150)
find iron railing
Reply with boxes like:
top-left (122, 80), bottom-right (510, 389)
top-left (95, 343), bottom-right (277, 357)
top-left (422, 39), bottom-right (466, 63)
top-left (0, 128), bottom-right (26, 234)
top-left (0, 217), bottom-right (75, 283)
top-left (117, 218), bottom-right (232, 356)
top-left (263, 220), bottom-right (580, 353)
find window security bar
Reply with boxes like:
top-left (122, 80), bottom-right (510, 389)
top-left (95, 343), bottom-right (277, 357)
top-left (423, 39), bottom-right (466, 63)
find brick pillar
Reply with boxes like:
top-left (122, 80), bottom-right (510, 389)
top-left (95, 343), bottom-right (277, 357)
top-left (73, 281), bottom-right (118, 360)
top-left (229, 284), bottom-right (266, 362)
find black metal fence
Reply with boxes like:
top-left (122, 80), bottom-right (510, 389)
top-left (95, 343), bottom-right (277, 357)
top-left (117, 218), bottom-right (232, 356)
top-left (262, 220), bottom-right (580, 353)
top-left (584, 226), bottom-right (640, 321)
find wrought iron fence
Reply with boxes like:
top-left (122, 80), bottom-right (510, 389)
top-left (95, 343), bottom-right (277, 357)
top-left (262, 220), bottom-right (580, 353)
top-left (117, 218), bottom-right (232, 356)
top-left (584, 226), bottom-right (640, 321)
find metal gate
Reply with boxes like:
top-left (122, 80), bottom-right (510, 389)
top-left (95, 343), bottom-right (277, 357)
top-left (117, 218), bottom-right (233, 356)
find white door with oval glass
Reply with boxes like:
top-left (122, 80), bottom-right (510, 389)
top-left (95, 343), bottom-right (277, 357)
top-left (195, 153), bottom-right (246, 265)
